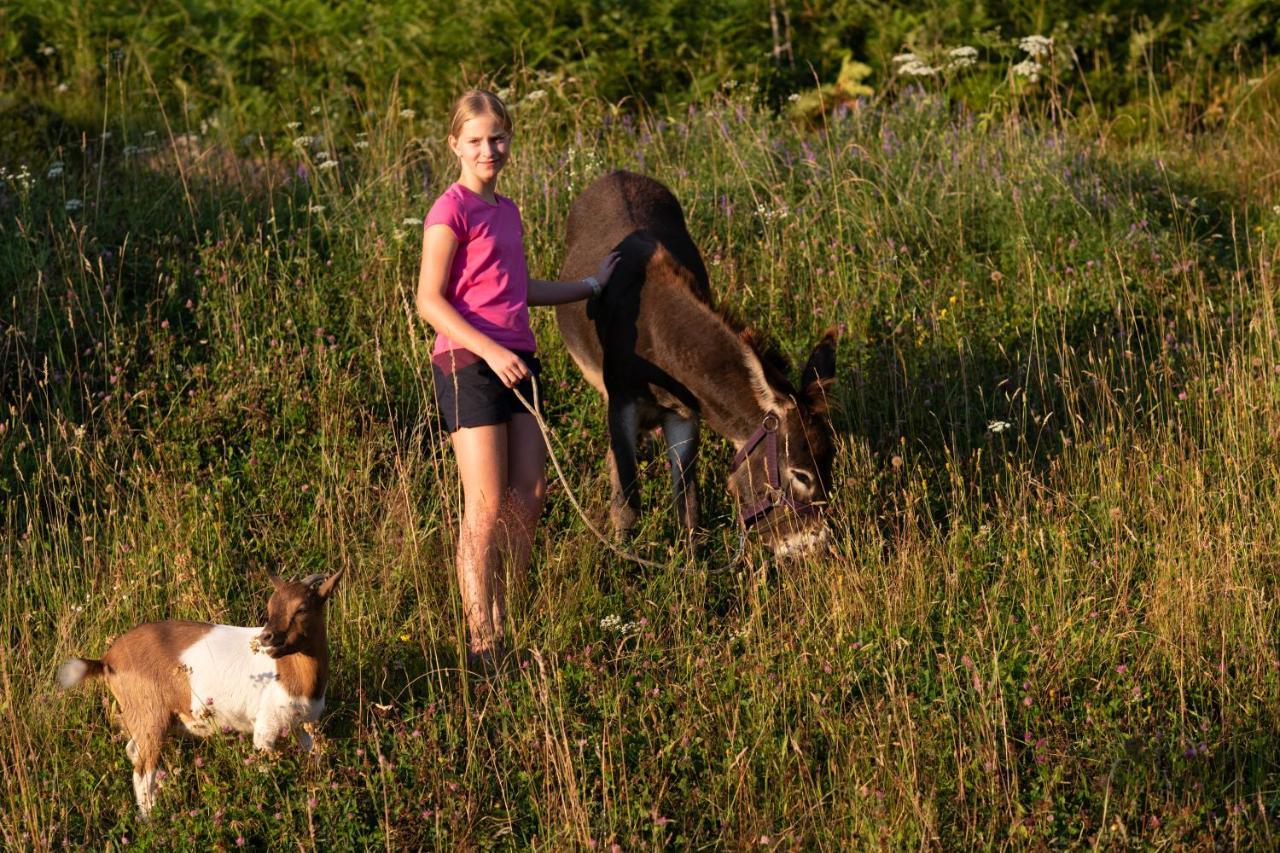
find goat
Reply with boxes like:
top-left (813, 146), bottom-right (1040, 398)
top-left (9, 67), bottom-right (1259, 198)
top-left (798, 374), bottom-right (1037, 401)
top-left (57, 569), bottom-right (343, 816)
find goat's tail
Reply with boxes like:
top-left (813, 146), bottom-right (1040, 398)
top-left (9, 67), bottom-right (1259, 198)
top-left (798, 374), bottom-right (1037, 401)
top-left (57, 657), bottom-right (106, 690)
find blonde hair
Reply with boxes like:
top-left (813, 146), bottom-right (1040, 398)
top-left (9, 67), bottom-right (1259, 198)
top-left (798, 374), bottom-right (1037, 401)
top-left (448, 89), bottom-right (513, 139)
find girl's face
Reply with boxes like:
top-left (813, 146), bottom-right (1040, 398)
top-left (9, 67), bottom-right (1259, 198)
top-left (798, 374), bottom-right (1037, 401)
top-left (449, 114), bottom-right (511, 186)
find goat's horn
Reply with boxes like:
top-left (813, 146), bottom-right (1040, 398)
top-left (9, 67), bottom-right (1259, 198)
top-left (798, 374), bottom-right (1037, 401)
top-left (300, 573), bottom-right (326, 588)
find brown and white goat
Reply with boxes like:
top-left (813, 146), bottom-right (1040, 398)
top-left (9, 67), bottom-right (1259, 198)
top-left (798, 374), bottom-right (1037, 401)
top-left (57, 569), bottom-right (343, 816)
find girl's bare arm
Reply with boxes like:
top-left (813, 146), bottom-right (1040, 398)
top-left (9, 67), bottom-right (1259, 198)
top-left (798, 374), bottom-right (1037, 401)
top-left (415, 224), bottom-right (529, 387)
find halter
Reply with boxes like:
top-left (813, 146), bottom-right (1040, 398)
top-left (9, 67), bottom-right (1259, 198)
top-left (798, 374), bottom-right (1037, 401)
top-left (728, 412), bottom-right (820, 530)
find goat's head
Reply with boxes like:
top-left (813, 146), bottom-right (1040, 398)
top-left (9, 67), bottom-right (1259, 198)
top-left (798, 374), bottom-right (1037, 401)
top-left (727, 329), bottom-right (838, 556)
top-left (258, 568), bottom-right (344, 658)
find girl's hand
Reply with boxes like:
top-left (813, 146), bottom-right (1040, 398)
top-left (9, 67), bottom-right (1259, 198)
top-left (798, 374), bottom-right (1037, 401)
top-left (483, 345), bottom-right (529, 388)
top-left (594, 251), bottom-right (621, 289)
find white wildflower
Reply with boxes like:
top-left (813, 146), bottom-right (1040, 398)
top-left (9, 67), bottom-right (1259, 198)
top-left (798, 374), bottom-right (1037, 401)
top-left (891, 53), bottom-right (919, 66)
top-left (600, 614), bottom-right (621, 631)
top-left (1272, 205), bottom-right (1280, 216)
top-left (56, 82), bottom-right (69, 93)
top-left (354, 140), bottom-right (370, 149)
top-left (65, 199), bottom-right (83, 212)
top-left (1019, 35), bottom-right (1053, 58)
top-left (523, 89), bottom-right (546, 102)
top-left (286, 121), bottom-right (301, 130)
top-left (307, 204), bottom-right (325, 214)
top-left (787, 92), bottom-right (801, 102)
top-left (123, 145), bottom-right (140, 157)
top-left (987, 420), bottom-right (1013, 434)
top-left (47, 162), bottom-right (65, 178)
top-left (401, 217), bottom-right (423, 227)
top-left (1012, 59), bottom-right (1042, 82)
top-left (898, 60), bottom-right (937, 77)
top-left (315, 150), bottom-right (330, 161)
top-left (947, 46), bottom-right (978, 69)
top-left (318, 159), bottom-right (338, 170)
top-left (310, 105), bottom-right (321, 115)
top-left (292, 135), bottom-right (313, 149)
top-left (40, 45), bottom-right (56, 56)
top-left (399, 108), bottom-right (416, 119)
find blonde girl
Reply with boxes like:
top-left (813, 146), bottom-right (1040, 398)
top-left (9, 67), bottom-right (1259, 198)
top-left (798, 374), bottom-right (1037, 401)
top-left (415, 90), bottom-right (618, 670)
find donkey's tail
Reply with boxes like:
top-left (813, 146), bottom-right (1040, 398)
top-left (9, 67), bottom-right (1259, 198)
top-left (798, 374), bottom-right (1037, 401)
top-left (57, 657), bottom-right (106, 690)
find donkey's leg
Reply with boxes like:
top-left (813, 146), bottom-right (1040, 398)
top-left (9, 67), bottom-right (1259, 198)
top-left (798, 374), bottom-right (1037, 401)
top-left (662, 411), bottom-right (700, 536)
top-left (607, 397), bottom-right (641, 537)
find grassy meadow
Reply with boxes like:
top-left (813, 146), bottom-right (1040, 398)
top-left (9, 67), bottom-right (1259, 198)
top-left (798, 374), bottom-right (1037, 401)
top-left (4, 50), bottom-right (1280, 849)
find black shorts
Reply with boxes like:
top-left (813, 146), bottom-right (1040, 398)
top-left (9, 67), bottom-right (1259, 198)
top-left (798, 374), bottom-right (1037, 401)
top-left (432, 349), bottom-right (545, 433)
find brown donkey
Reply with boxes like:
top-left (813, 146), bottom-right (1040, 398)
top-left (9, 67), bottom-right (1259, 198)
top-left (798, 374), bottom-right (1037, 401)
top-left (556, 171), bottom-right (837, 554)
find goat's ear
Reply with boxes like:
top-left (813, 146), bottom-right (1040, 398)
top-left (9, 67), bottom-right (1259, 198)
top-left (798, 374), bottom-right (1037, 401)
top-left (799, 327), bottom-right (839, 413)
top-left (269, 573), bottom-right (286, 591)
top-left (316, 567), bottom-right (345, 600)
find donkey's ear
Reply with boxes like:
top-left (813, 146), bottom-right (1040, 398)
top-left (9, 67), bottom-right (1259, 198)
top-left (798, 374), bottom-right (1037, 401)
top-left (316, 567), bottom-right (345, 600)
top-left (800, 327), bottom-right (839, 413)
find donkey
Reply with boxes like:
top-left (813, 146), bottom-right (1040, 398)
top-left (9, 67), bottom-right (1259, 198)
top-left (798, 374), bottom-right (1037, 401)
top-left (555, 171), bottom-right (837, 554)
top-left (57, 570), bottom-right (343, 816)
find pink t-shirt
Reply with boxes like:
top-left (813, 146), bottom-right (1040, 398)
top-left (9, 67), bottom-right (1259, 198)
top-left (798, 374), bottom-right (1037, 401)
top-left (425, 183), bottom-right (536, 357)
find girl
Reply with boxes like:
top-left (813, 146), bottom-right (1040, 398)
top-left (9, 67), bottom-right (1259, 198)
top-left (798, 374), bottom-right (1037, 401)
top-left (415, 90), bottom-right (618, 671)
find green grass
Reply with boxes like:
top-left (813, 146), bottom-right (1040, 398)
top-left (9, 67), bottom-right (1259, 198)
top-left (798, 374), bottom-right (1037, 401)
top-left (3, 67), bottom-right (1280, 847)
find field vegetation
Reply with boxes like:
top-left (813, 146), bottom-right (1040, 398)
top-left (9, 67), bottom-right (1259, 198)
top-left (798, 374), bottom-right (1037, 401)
top-left (2, 2), bottom-right (1280, 847)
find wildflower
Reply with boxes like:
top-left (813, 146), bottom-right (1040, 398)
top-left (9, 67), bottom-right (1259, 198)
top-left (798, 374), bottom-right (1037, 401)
top-left (898, 60), bottom-right (937, 77)
top-left (1019, 35), bottom-right (1053, 58)
top-left (1012, 60), bottom-right (1042, 82)
top-left (947, 46), bottom-right (978, 70)
top-left (987, 420), bottom-right (1012, 434)
top-left (787, 93), bottom-right (800, 102)
top-left (891, 53), bottom-right (919, 66)
top-left (402, 217), bottom-right (423, 227)
top-left (40, 44), bottom-right (56, 56)
top-left (308, 204), bottom-right (325, 214)
top-left (123, 145), bottom-right (139, 156)
top-left (64, 199), bottom-right (83, 212)
top-left (355, 140), bottom-right (370, 149)
top-left (286, 121), bottom-right (301, 130)
top-left (1115, 663), bottom-right (1128, 675)
top-left (310, 105), bottom-right (321, 115)
top-left (292, 135), bottom-right (312, 148)
top-left (523, 90), bottom-right (546, 102)
top-left (318, 159), bottom-right (338, 170)
top-left (47, 161), bottom-right (64, 178)
top-left (56, 82), bottom-right (69, 93)
top-left (600, 614), bottom-right (621, 631)
top-left (399, 108), bottom-right (416, 119)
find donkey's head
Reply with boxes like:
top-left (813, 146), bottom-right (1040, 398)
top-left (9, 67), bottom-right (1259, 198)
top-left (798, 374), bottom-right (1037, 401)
top-left (728, 329), bottom-right (838, 555)
top-left (259, 569), bottom-right (344, 658)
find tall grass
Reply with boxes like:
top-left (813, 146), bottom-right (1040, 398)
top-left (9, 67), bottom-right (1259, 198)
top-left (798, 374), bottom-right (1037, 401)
top-left (2, 65), bottom-right (1280, 846)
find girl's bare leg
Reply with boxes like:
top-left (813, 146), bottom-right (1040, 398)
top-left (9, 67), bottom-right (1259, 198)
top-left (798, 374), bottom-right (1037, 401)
top-left (492, 413), bottom-right (548, 632)
top-left (450, 423), bottom-right (508, 661)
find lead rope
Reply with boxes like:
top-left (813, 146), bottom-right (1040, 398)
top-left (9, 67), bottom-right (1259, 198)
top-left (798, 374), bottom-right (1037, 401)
top-left (511, 376), bottom-right (665, 570)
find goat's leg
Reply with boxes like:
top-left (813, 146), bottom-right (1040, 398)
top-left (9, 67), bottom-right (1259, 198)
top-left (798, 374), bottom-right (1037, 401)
top-left (123, 715), bottom-right (166, 817)
top-left (607, 397), bottom-right (641, 537)
top-left (662, 411), bottom-right (700, 538)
